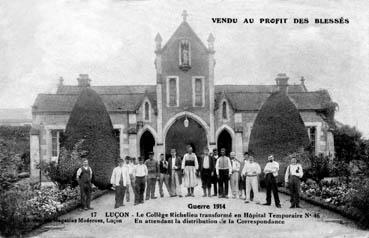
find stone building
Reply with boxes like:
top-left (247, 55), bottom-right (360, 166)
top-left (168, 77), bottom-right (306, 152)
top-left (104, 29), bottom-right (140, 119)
top-left (30, 11), bottom-right (335, 178)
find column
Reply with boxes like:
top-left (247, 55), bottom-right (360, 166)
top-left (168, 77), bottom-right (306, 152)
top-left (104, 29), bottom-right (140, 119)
top-left (30, 128), bottom-right (40, 179)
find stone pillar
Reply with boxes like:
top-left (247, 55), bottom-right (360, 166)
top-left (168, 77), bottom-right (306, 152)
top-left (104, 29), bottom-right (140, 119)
top-left (128, 134), bottom-right (137, 158)
top-left (30, 127), bottom-right (41, 179)
top-left (208, 33), bottom-right (216, 145)
top-left (235, 132), bottom-right (243, 158)
top-left (155, 34), bottom-right (164, 149)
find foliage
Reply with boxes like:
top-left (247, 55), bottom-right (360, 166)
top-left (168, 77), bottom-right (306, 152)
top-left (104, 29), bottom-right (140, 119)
top-left (0, 140), bottom-right (23, 192)
top-left (61, 88), bottom-right (119, 189)
top-left (349, 177), bottom-right (369, 228)
top-left (333, 125), bottom-right (366, 163)
top-left (249, 91), bottom-right (310, 180)
top-left (0, 125), bottom-right (30, 172)
top-left (0, 182), bottom-right (81, 237)
top-left (38, 140), bottom-right (87, 188)
top-left (303, 154), bottom-right (331, 182)
top-left (301, 180), bottom-right (353, 207)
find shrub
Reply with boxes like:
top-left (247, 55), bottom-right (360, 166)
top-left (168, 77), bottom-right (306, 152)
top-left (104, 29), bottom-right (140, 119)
top-left (303, 154), bottom-right (331, 182)
top-left (0, 125), bottom-right (31, 172)
top-left (347, 177), bottom-right (369, 228)
top-left (61, 88), bottom-right (119, 189)
top-left (38, 140), bottom-right (87, 188)
top-left (0, 141), bottom-right (23, 192)
top-left (0, 182), bottom-right (81, 237)
top-left (249, 91), bottom-right (310, 180)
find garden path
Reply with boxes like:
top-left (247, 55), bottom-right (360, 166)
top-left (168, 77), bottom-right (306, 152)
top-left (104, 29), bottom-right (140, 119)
top-left (30, 184), bottom-right (367, 238)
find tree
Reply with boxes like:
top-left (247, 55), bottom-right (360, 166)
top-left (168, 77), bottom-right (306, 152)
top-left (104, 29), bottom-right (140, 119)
top-left (59, 88), bottom-right (119, 189)
top-left (249, 92), bottom-right (310, 181)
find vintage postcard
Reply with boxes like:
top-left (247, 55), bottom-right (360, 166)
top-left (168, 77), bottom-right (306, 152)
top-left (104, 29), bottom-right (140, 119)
top-left (0, 0), bottom-right (368, 237)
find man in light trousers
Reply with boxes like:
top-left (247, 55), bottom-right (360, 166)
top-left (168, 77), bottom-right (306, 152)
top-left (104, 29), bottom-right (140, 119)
top-left (168, 148), bottom-right (182, 197)
top-left (242, 155), bottom-right (261, 204)
top-left (230, 152), bottom-right (241, 199)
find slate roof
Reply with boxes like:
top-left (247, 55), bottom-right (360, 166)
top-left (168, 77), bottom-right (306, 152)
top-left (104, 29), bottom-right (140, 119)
top-left (33, 84), bottom-right (331, 113)
top-left (56, 85), bottom-right (156, 95)
top-left (215, 90), bottom-right (332, 112)
top-left (33, 92), bottom-right (157, 113)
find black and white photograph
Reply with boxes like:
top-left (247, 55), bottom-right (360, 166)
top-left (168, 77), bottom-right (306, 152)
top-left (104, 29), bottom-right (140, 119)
top-left (0, 0), bottom-right (368, 237)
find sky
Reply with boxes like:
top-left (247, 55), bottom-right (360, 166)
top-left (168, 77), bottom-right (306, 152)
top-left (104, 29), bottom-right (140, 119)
top-left (0, 0), bottom-right (368, 136)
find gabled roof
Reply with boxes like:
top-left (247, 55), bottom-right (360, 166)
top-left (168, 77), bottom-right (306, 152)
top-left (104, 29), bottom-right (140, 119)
top-left (35, 84), bottom-right (329, 113)
top-left (160, 21), bottom-right (208, 52)
top-left (215, 90), bottom-right (332, 112)
top-left (33, 92), bottom-right (157, 113)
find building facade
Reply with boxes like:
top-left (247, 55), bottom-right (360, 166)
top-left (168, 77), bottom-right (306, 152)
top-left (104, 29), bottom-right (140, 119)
top-left (30, 12), bottom-right (335, 178)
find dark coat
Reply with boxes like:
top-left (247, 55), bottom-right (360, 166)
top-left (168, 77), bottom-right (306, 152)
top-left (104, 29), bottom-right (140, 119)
top-left (167, 155), bottom-right (182, 174)
top-left (198, 155), bottom-right (215, 172)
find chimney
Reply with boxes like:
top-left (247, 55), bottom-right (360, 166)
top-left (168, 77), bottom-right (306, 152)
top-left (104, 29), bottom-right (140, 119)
top-left (77, 74), bottom-right (91, 87)
top-left (275, 73), bottom-right (289, 93)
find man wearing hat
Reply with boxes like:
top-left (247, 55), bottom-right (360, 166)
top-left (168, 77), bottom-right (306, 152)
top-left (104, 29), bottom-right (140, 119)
top-left (110, 158), bottom-right (131, 208)
top-left (76, 159), bottom-right (93, 210)
top-left (144, 151), bottom-right (159, 200)
top-left (133, 157), bottom-right (148, 205)
top-left (263, 155), bottom-right (281, 208)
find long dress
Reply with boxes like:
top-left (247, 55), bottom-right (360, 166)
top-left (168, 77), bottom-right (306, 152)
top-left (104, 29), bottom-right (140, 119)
top-left (182, 153), bottom-right (199, 188)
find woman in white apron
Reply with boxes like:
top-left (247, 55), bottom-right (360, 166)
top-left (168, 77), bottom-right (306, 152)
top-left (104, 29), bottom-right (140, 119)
top-left (182, 145), bottom-right (199, 197)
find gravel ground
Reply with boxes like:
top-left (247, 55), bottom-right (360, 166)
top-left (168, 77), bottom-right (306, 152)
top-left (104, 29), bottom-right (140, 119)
top-left (28, 182), bottom-right (368, 238)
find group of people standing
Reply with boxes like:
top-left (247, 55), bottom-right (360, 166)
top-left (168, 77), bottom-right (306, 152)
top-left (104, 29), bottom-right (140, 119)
top-left (76, 145), bottom-right (304, 210)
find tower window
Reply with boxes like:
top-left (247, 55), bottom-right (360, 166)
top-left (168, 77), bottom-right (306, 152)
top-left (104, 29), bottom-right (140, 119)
top-left (222, 101), bottom-right (228, 120)
top-left (193, 77), bottom-right (204, 107)
top-left (144, 101), bottom-right (150, 121)
top-left (167, 77), bottom-right (178, 107)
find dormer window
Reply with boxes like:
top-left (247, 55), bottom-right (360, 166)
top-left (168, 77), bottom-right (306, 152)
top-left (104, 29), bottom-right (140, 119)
top-left (143, 101), bottom-right (150, 121)
top-left (192, 77), bottom-right (205, 107)
top-left (179, 39), bottom-right (191, 71)
top-left (167, 76), bottom-right (179, 107)
top-left (222, 101), bottom-right (228, 120)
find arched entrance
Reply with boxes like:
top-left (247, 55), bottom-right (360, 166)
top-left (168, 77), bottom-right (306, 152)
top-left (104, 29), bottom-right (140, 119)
top-left (217, 130), bottom-right (232, 156)
top-left (140, 130), bottom-right (155, 161)
top-left (165, 116), bottom-right (207, 158)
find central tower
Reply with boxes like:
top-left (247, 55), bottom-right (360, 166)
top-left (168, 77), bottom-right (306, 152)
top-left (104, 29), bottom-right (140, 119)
top-left (154, 11), bottom-right (216, 155)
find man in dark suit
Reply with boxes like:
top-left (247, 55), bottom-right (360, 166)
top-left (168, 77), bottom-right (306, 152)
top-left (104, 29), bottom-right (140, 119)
top-left (199, 147), bottom-right (214, 197)
top-left (167, 148), bottom-right (182, 197)
top-left (210, 148), bottom-right (219, 196)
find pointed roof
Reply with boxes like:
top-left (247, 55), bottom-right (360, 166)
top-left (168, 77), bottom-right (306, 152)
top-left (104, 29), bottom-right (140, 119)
top-left (161, 14), bottom-right (207, 52)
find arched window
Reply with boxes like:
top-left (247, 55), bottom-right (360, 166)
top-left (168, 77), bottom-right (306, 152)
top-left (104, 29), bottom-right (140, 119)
top-left (169, 78), bottom-right (177, 106)
top-left (195, 78), bottom-right (203, 106)
top-left (222, 101), bottom-right (227, 120)
top-left (144, 102), bottom-right (150, 121)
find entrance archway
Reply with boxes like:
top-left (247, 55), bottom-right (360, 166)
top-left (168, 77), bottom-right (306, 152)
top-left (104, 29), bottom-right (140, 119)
top-left (217, 130), bottom-right (232, 156)
top-left (139, 130), bottom-right (155, 161)
top-left (165, 116), bottom-right (207, 158)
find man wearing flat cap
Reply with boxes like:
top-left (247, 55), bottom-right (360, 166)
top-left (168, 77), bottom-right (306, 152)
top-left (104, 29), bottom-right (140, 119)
top-left (110, 158), bottom-right (130, 208)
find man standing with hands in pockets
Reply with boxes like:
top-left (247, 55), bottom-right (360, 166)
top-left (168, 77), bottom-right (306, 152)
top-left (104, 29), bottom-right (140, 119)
top-left (263, 155), bottom-right (281, 208)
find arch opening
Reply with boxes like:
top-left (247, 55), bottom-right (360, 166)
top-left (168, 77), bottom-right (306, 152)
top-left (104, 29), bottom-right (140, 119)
top-left (139, 130), bottom-right (155, 160)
